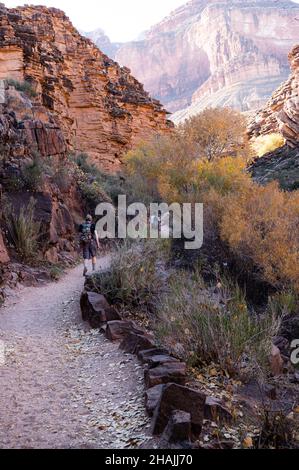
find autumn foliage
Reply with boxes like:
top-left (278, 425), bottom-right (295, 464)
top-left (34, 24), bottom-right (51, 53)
top-left (125, 107), bottom-right (299, 292)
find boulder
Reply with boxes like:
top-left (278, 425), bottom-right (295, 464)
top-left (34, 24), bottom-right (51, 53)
top-left (80, 291), bottom-right (121, 328)
top-left (105, 320), bottom-right (133, 341)
top-left (145, 362), bottom-right (186, 388)
top-left (138, 348), bottom-right (170, 363)
top-left (204, 397), bottom-right (232, 423)
top-left (146, 355), bottom-right (180, 369)
top-left (162, 410), bottom-right (192, 444)
top-left (119, 332), bottom-right (155, 355)
top-left (151, 383), bottom-right (206, 437)
top-left (145, 384), bottom-right (165, 416)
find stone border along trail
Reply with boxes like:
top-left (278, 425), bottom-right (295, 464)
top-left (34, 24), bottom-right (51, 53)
top-left (0, 257), bottom-right (150, 449)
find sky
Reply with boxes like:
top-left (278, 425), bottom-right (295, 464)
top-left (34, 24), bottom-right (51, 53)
top-left (2, 0), bottom-right (188, 42)
top-left (2, 0), bottom-right (299, 42)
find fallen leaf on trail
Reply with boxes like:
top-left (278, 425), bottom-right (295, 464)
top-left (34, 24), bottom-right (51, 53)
top-left (243, 436), bottom-right (253, 448)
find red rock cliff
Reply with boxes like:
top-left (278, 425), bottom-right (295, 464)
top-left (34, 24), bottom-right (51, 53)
top-left (0, 5), bottom-right (172, 171)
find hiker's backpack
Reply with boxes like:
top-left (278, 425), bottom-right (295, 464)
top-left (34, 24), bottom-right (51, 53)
top-left (80, 222), bottom-right (93, 244)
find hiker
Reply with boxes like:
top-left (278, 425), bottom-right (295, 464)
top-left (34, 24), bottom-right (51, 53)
top-left (79, 214), bottom-right (100, 276)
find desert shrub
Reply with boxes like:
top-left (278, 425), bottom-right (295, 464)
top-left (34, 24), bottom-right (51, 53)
top-left (21, 157), bottom-right (43, 191)
top-left (155, 270), bottom-right (279, 375)
top-left (125, 108), bottom-right (252, 203)
top-left (253, 133), bottom-right (285, 157)
top-left (52, 167), bottom-right (73, 192)
top-left (6, 78), bottom-right (37, 98)
top-left (177, 107), bottom-right (253, 162)
top-left (159, 156), bottom-right (250, 204)
top-left (125, 127), bottom-right (299, 293)
top-left (220, 182), bottom-right (299, 291)
top-left (4, 197), bottom-right (41, 262)
top-left (268, 291), bottom-right (298, 318)
top-left (78, 180), bottom-right (111, 209)
top-left (49, 265), bottom-right (64, 281)
top-left (86, 240), bottom-right (169, 311)
top-left (70, 153), bottom-right (124, 202)
top-left (256, 409), bottom-right (295, 449)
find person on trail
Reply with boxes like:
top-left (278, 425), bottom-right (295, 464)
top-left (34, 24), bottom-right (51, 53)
top-left (79, 214), bottom-right (100, 276)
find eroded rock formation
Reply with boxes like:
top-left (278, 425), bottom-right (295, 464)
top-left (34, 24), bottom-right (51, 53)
top-left (248, 45), bottom-right (299, 148)
top-left (0, 4), bottom-right (172, 170)
top-left (113, 0), bottom-right (299, 122)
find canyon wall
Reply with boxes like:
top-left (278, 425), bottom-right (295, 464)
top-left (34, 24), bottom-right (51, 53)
top-left (112, 0), bottom-right (299, 122)
top-left (0, 4), bottom-right (172, 171)
top-left (248, 45), bottom-right (299, 148)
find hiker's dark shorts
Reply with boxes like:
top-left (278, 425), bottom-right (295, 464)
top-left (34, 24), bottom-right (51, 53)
top-left (82, 241), bottom-right (97, 260)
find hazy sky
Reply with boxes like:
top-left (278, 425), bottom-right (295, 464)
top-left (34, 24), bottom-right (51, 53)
top-left (2, 1), bottom-right (299, 42)
top-left (2, 0), bottom-right (188, 41)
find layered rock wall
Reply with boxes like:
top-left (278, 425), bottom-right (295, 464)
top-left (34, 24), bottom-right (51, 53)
top-left (113, 0), bottom-right (299, 122)
top-left (248, 45), bottom-right (299, 148)
top-left (0, 5), bottom-right (172, 170)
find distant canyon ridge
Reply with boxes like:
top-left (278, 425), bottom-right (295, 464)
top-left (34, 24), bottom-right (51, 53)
top-left (84, 0), bottom-right (299, 122)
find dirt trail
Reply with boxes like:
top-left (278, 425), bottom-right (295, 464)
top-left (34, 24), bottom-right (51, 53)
top-left (0, 257), bottom-right (149, 449)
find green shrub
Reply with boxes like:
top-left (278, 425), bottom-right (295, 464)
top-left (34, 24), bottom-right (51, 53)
top-left (78, 180), bottom-right (111, 209)
top-left (22, 158), bottom-right (43, 191)
top-left (52, 167), bottom-right (73, 192)
top-left (6, 78), bottom-right (37, 98)
top-left (71, 152), bottom-right (126, 204)
top-left (49, 265), bottom-right (64, 280)
top-left (5, 197), bottom-right (41, 262)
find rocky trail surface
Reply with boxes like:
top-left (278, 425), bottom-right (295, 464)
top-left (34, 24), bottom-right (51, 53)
top-left (0, 258), bottom-right (150, 449)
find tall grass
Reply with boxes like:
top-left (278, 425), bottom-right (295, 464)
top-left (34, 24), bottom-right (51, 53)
top-left (155, 269), bottom-right (280, 375)
top-left (86, 240), bottom-right (169, 311)
top-left (5, 198), bottom-right (41, 262)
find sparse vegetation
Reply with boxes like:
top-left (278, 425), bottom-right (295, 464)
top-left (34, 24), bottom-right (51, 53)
top-left (72, 152), bottom-right (124, 204)
top-left (86, 240), bottom-right (169, 312)
top-left (21, 156), bottom-right (44, 191)
top-left (4, 197), bottom-right (41, 262)
top-left (6, 78), bottom-right (37, 98)
top-left (155, 270), bottom-right (279, 375)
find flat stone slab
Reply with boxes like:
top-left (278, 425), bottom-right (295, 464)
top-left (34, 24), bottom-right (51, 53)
top-left (145, 362), bottom-right (187, 388)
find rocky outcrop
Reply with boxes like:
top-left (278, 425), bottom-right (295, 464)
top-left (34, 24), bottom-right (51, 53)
top-left (250, 145), bottom-right (299, 191)
top-left (248, 45), bottom-right (299, 148)
top-left (113, 0), bottom-right (299, 122)
top-left (0, 4), bottom-right (172, 171)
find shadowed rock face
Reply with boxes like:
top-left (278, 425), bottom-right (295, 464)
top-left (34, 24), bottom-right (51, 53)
top-left (111, 0), bottom-right (299, 122)
top-left (250, 145), bottom-right (299, 191)
top-left (0, 4), bottom-right (172, 171)
top-left (248, 45), bottom-right (299, 149)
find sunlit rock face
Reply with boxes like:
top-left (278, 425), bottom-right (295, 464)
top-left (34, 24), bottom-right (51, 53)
top-left (248, 45), bottom-right (299, 149)
top-left (0, 4), bottom-right (172, 171)
top-left (112, 0), bottom-right (299, 122)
